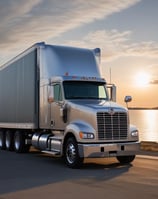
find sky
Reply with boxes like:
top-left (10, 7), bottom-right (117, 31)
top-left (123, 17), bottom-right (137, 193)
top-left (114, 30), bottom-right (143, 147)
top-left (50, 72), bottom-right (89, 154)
top-left (0, 0), bottom-right (158, 108)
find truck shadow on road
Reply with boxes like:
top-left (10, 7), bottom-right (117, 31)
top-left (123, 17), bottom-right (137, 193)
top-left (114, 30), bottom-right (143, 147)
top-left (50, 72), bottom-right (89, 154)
top-left (0, 150), bottom-right (132, 195)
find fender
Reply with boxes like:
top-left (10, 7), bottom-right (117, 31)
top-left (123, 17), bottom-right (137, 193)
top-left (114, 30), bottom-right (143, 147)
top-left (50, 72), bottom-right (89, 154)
top-left (64, 120), bottom-right (96, 142)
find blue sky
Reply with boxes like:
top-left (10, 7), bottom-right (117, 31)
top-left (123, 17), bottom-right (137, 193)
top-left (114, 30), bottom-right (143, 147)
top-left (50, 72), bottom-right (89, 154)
top-left (0, 0), bottom-right (158, 107)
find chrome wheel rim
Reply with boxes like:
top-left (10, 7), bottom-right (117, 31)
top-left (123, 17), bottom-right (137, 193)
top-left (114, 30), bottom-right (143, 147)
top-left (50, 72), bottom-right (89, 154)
top-left (66, 143), bottom-right (76, 164)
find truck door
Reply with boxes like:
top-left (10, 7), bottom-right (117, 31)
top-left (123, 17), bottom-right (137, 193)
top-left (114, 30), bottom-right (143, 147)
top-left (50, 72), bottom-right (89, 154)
top-left (49, 83), bottom-right (66, 130)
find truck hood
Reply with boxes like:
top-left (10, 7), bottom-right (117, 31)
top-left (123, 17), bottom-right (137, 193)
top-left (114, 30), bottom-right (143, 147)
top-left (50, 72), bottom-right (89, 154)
top-left (68, 100), bottom-right (127, 112)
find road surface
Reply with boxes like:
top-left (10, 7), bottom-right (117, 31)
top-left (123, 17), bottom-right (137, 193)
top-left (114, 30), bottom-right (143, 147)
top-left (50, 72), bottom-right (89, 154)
top-left (0, 149), bottom-right (158, 199)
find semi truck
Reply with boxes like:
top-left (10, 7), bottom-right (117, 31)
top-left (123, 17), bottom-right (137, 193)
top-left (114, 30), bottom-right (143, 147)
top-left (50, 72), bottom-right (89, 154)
top-left (0, 42), bottom-right (140, 168)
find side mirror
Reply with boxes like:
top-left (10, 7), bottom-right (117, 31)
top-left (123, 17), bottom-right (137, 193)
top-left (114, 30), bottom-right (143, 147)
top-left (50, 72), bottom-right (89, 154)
top-left (124, 96), bottom-right (132, 108)
top-left (124, 96), bottom-right (132, 103)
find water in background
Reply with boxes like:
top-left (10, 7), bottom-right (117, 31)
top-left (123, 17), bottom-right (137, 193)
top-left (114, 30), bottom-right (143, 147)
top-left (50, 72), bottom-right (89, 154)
top-left (129, 110), bottom-right (158, 142)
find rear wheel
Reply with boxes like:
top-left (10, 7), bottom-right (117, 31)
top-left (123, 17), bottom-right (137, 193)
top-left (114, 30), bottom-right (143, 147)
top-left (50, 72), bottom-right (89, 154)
top-left (64, 137), bottom-right (84, 169)
top-left (0, 130), bottom-right (5, 150)
top-left (116, 155), bottom-right (135, 164)
top-left (5, 130), bottom-right (14, 151)
top-left (14, 131), bottom-right (30, 153)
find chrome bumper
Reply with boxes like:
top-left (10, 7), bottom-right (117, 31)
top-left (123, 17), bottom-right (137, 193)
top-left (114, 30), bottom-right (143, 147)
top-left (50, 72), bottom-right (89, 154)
top-left (78, 141), bottom-right (140, 158)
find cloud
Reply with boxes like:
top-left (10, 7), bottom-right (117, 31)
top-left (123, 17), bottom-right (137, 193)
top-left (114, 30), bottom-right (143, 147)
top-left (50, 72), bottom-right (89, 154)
top-left (0, 0), bottom-right (141, 64)
top-left (0, 0), bottom-right (43, 52)
top-left (0, 0), bottom-right (42, 25)
top-left (64, 29), bottom-right (158, 61)
top-left (125, 42), bottom-right (158, 57)
top-left (83, 29), bottom-right (132, 59)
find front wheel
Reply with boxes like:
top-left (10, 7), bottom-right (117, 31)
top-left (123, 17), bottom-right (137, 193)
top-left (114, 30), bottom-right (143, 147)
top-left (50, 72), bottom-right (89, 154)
top-left (63, 137), bottom-right (84, 169)
top-left (116, 155), bottom-right (135, 164)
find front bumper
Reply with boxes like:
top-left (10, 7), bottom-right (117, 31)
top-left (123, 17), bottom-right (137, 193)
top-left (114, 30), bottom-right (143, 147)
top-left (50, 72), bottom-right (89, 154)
top-left (78, 141), bottom-right (140, 158)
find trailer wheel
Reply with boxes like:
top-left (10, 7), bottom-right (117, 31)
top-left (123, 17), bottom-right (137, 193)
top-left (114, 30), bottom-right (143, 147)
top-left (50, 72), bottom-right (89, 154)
top-left (116, 155), bottom-right (135, 164)
top-left (14, 131), bottom-right (29, 153)
top-left (64, 137), bottom-right (84, 169)
top-left (5, 130), bottom-right (14, 151)
top-left (0, 130), bottom-right (5, 150)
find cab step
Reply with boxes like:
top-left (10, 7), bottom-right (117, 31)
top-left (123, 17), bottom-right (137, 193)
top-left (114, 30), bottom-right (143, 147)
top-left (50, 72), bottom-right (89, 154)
top-left (41, 150), bottom-right (61, 156)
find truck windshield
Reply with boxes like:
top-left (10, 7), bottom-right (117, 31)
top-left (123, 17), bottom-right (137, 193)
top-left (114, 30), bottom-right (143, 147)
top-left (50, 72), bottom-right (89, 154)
top-left (63, 81), bottom-right (108, 100)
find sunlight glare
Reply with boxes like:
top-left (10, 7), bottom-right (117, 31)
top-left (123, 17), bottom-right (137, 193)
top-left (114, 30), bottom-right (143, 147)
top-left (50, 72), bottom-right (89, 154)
top-left (135, 72), bottom-right (150, 87)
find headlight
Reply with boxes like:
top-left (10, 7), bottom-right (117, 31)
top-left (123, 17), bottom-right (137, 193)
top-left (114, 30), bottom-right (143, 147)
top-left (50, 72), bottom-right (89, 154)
top-left (131, 130), bottom-right (138, 137)
top-left (79, 132), bottom-right (94, 139)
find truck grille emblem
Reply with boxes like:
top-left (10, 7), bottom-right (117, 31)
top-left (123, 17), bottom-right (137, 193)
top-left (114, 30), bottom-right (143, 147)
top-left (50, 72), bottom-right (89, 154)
top-left (108, 108), bottom-right (115, 115)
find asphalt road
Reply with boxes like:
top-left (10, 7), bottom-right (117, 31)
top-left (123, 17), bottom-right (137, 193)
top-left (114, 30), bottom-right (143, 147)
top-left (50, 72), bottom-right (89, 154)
top-left (0, 149), bottom-right (158, 199)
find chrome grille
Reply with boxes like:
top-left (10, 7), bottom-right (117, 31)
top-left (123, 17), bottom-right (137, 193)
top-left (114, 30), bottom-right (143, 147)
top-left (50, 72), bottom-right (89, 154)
top-left (97, 112), bottom-right (128, 140)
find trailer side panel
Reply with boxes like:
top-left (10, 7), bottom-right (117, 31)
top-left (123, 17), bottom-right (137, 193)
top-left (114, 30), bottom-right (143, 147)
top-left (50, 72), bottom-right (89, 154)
top-left (0, 49), bottom-right (39, 129)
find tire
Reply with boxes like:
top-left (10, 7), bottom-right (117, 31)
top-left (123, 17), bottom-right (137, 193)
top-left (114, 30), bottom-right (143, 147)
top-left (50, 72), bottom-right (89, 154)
top-left (0, 130), bottom-right (5, 150)
top-left (14, 131), bottom-right (30, 153)
top-left (116, 155), bottom-right (135, 164)
top-left (63, 137), bottom-right (84, 169)
top-left (5, 130), bottom-right (14, 151)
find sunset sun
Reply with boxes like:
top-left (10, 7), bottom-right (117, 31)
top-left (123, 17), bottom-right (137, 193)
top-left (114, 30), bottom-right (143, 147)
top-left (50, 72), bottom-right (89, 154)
top-left (135, 72), bottom-right (150, 87)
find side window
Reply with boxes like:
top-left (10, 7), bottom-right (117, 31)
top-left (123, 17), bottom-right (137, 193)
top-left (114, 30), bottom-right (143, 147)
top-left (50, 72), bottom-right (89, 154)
top-left (99, 85), bottom-right (106, 98)
top-left (54, 84), bottom-right (62, 101)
